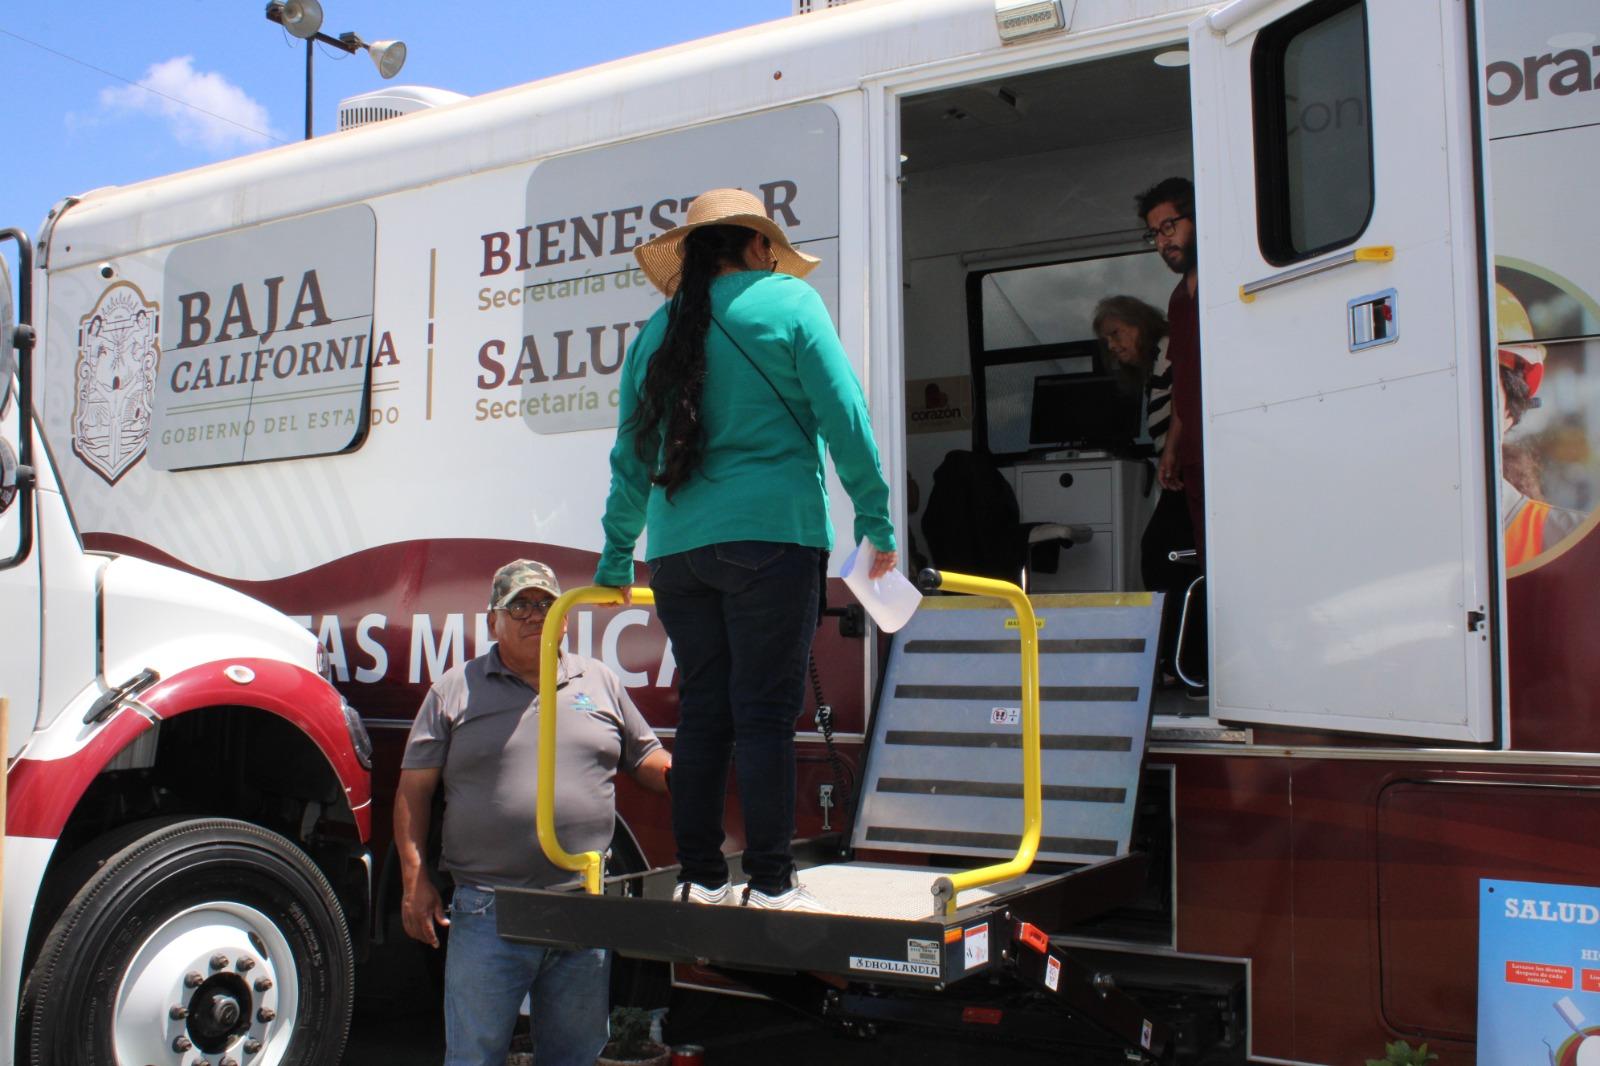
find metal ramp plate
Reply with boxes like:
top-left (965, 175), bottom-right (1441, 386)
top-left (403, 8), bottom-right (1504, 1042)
top-left (851, 592), bottom-right (1160, 865)
top-left (734, 861), bottom-right (1050, 921)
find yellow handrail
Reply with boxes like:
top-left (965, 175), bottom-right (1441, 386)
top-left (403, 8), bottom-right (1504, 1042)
top-left (535, 584), bottom-right (655, 894)
top-left (922, 570), bottom-right (1042, 916)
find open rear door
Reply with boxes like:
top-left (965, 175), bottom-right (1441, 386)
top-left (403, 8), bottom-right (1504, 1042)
top-left (1190, 0), bottom-right (1499, 741)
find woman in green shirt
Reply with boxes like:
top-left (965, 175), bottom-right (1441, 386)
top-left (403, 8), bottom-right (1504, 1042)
top-left (596, 188), bottom-right (897, 911)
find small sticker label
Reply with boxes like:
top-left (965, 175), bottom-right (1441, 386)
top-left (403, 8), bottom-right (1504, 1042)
top-left (908, 939), bottom-right (940, 965)
top-left (1141, 1020), bottom-right (1153, 1050)
top-left (1045, 955), bottom-right (1061, 992)
top-left (990, 707), bottom-right (1021, 726)
top-left (963, 923), bottom-right (990, 969)
top-left (849, 955), bottom-right (940, 978)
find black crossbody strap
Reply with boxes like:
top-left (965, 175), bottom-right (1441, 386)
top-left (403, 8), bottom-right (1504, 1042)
top-left (711, 316), bottom-right (811, 445)
top-left (710, 316), bottom-right (832, 623)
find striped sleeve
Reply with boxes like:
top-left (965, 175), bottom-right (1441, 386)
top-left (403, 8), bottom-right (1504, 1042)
top-left (1145, 337), bottom-right (1173, 452)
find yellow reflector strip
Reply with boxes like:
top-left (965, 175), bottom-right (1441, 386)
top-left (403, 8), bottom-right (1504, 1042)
top-left (918, 591), bottom-right (1152, 611)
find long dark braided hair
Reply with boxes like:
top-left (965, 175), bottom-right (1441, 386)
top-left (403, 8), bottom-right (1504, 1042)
top-left (632, 224), bottom-right (756, 498)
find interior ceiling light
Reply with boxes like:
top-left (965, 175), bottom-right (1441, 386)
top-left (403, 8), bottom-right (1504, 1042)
top-left (1153, 50), bottom-right (1190, 68)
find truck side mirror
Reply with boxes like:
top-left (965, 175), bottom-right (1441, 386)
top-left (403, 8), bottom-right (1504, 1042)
top-left (0, 229), bottom-right (37, 564)
top-left (0, 246), bottom-right (14, 420)
top-left (0, 438), bottom-right (19, 515)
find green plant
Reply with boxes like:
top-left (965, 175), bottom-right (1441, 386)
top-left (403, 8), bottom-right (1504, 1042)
top-left (1366, 1040), bottom-right (1438, 1066)
top-left (603, 1006), bottom-right (659, 1060)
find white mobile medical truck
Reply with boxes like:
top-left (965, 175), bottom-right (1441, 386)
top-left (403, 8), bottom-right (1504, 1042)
top-left (2, 237), bottom-right (373, 1061)
top-left (18, 0), bottom-right (1600, 1061)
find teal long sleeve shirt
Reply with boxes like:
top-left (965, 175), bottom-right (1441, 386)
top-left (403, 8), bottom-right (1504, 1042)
top-left (595, 271), bottom-right (895, 587)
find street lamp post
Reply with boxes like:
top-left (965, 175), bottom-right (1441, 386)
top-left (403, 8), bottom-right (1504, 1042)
top-left (264, 1), bottom-right (407, 139)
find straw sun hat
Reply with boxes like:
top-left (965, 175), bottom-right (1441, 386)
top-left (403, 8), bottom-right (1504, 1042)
top-left (634, 187), bottom-right (821, 296)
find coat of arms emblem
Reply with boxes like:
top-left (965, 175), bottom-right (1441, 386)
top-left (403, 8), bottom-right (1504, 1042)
top-left (73, 281), bottom-right (159, 484)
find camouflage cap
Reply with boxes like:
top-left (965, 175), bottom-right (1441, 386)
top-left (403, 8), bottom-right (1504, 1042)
top-left (489, 559), bottom-right (562, 609)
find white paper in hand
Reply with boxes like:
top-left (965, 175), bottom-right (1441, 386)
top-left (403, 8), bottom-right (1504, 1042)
top-left (840, 537), bottom-right (921, 633)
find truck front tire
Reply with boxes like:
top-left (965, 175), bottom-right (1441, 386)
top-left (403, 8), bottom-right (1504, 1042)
top-left (20, 817), bottom-right (353, 1066)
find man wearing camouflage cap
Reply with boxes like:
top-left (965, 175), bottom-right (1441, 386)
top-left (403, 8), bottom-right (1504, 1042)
top-left (395, 559), bottom-right (670, 1066)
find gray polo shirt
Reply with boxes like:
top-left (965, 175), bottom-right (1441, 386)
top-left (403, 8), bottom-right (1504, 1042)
top-left (401, 646), bottom-right (661, 890)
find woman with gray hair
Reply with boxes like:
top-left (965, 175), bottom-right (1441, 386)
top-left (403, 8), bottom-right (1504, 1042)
top-left (1092, 294), bottom-right (1192, 685)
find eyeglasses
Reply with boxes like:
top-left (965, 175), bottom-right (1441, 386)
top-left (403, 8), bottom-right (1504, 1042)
top-left (1142, 214), bottom-right (1191, 245)
top-left (498, 597), bottom-right (557, 621)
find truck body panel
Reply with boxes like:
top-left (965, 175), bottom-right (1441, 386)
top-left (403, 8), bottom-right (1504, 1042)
top-left (16, 0), bottom-right (1600, 1060)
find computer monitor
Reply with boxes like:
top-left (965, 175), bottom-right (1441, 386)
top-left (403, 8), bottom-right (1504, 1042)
top-left (1027, 373), bottom-right (1143, 451)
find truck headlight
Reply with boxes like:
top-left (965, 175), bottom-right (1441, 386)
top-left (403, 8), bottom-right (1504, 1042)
top-left (342, 700), bottom-right (373, 769)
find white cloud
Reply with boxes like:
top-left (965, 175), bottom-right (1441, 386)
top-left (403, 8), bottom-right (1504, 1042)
top-left (99, 56), bottom-right (274, 153)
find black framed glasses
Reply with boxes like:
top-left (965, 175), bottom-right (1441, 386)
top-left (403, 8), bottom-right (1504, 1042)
top-left (1141, 214), bottom-right (1190, 245)
top-left (498, 597), bottom-right (557, 621)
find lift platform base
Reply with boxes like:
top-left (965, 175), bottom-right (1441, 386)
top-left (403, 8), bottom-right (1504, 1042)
top-left (496, 839), bottom-right (1171, 1062)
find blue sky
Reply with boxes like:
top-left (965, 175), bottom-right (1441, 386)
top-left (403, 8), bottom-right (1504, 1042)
top-left (2, 1), bottom-right (794, 239)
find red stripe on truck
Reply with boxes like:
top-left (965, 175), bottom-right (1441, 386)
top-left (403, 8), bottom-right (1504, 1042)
top-left (6, 659), bottom-right (371, 840)
top-left (6, 712), bottom-right (152, 839)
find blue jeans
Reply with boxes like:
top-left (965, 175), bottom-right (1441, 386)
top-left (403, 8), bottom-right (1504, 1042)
top-left (442, 885), bottom-right (611, 1066)
top-left (651, 541), bottom-right (821, 894)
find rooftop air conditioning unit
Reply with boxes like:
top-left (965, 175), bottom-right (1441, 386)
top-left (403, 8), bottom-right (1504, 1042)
top-left (337, 85), bottom-right (467, 132)
top-left (794, 0), bottom-right (862, 12)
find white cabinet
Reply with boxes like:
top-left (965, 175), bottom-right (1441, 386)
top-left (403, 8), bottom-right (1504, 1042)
top-left (1010, 458), bottom-right (1149, 592)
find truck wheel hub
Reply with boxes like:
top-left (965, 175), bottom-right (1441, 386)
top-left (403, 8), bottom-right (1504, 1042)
top-left (113, 901), bottom-right (298, 1065)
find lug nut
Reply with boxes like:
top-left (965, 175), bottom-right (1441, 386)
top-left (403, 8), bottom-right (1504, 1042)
top-left (257, 1007), bottom-right (276, 1023)
top-left (244, 1040), bottom-right (263, 1054)
top-left (210, 953), bottom-right (230, 970)
top-left (253, 976), bottom-right (273, 992)
top-left (221, 1058), bottom-right (239, 1066)
top-left (172, 1036), bottom-right (193, 1052)
top-left (195, 1060), bottom-right (212, 1066)
top-left (236, 956), bottom-right (255, 972)
top-left (185, 971), bottom-right (205, 988)
top-left (169, 1004), bottom-right (188, 1020)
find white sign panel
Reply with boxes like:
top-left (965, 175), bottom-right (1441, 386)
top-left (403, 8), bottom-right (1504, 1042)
top-left (468, 104), bottom-right (841, 435)
top-left (150, 205), bottom-right (378, 468)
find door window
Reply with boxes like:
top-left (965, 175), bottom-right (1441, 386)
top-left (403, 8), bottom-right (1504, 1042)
top-left (1252, 0), bottom-right (1374, 263)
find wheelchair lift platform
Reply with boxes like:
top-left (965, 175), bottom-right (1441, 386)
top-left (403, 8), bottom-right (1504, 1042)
top-left (496, 571), bottom-right (1172, 1062)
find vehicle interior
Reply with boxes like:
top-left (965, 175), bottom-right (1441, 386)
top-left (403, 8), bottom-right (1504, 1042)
top-left (501, 46), bottom-right (1253, 1063)
top-left (895, 44), bottom-right (1201, 718)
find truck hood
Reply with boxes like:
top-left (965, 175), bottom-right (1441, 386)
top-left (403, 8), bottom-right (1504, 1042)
top-left (99, 554), bottom-right (319, 685)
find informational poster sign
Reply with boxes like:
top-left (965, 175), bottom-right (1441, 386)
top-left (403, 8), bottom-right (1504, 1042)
top-left (1479, 879), bottom-right (1600, 1065)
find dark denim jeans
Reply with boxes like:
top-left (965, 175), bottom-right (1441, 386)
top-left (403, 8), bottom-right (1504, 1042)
top-left (650, 540), bottom-right (821, 894)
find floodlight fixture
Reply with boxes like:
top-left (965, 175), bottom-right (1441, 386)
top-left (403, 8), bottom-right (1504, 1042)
top-left (264, 2), bottom-right (408, 137)
top-left (366, 40), bottom-right (407, 79)
top-left (273, 0), bottom-right (323, 39)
